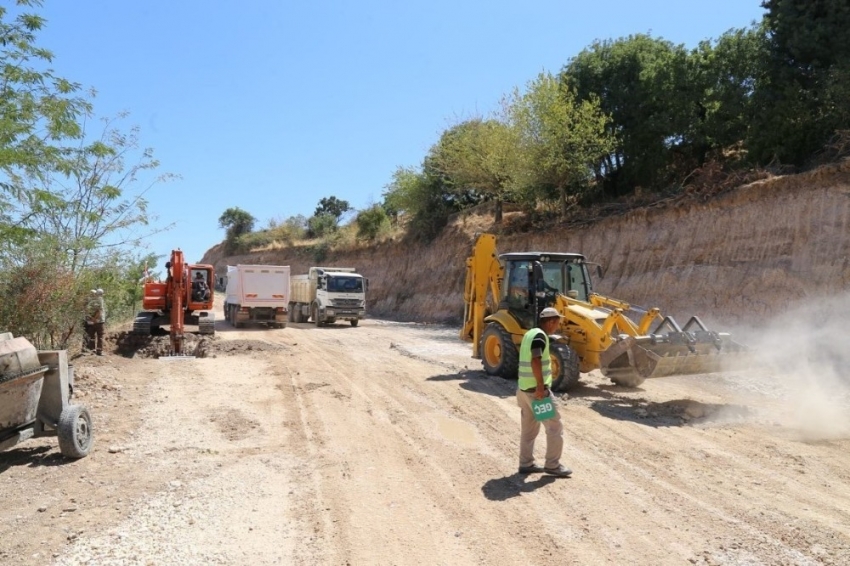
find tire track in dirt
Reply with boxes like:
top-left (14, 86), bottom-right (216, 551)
top-left (272, 323), bottom-right (589, 565)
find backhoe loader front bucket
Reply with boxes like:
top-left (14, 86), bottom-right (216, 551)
top-left (599, 316), bottom-right (747, 387)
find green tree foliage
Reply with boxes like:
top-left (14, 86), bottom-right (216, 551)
top-left (355, 205), bottom-right (390, 241)
top-left (307, 213), bottom-right (338, 238)
top-left (428, 118), bottom-right (519, 222)
top-left (507, 72), bottom-right (614, 215)
top-left (218, 207), bottom-right (255, 249)
top-left (0, 0), bottom-right (93, 242)
top-left (382, 163), bottom-right (478, 242)
top-left (314, 196), bottom-right (352, 220)
top-left (563, 35), bottom-right (696, 194)
top-left (11, 115), bottom-right (174, 272)
top-left (0, 2), bottom-right (166, 345)
top-left (749, 0), bottom-right (850, 164)
top-left (689, 27), bottom-right (766, 162)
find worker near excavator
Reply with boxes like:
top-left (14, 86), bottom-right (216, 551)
top-left (516, 307), bottom-right (572, 478)
top-left (84, 288), bottom-right (106, 356)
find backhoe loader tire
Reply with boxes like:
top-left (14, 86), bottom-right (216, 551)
top-left (550, 343), bottom-right (580, 392)
top-left (480, 323), bottom-right (519, 379)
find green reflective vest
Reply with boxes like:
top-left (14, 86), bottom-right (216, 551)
top-left (518, 328), bottom-right (551, 390)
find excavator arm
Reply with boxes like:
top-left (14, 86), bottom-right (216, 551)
top-left (169, 250), bottom-right (187, 355)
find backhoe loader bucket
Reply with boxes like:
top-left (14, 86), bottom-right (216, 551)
top-left (599, 316), bottom-right (747, 387)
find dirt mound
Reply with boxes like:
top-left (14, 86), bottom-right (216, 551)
top-left (108, 331), bottom-right (288, 359)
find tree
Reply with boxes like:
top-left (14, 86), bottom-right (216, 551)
top-left (306, 213), bottom-right (338, 238)
top-left (428, 118), bottom-right (519, 222)
top-left (748, 0), bottom-right (850, 164)
top-left (562, 35), bottom-right (696, 194)
top-left (507, 72), bottom-right (614, 215)
top-left (10, 114), bottom-right (175, 273)
top-left (218, 207), bottom-right (255, 248)
top-left (689, 27), bottom-right (766, 163)
top-left (355, 205), bottom-right (390, 241)
top-left (382, 163), bottom-right (479, 242)
top-left (0, 2), bottom-right (170, 347)
top-left (0, 0), bottom-right (94, 243)
top-left (314, 196), bottom-right (351, 221)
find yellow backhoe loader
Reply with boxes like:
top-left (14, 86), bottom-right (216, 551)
top-left (460, 233), bottom-right (746, 391)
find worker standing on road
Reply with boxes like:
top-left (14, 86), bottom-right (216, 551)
top-left (516, 307), bottom-right (572, 477)
top-left (85, 288), bottom-right (107, 356)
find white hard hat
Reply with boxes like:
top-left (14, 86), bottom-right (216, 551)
top-left (539, 307), bottom-right (563, 319)
top-left (96, 288), bottom-right (104, 295)
top-left (90, 289), bottom-right (97, 294)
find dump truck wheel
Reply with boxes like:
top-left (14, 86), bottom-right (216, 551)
top-left (287, 305), bottom-right (294, 323)
top-left (313, 305), bottom-right (322, 327)
top-left (480, 323), bottom-right (518, 379)
top-left (350, 319), bottom-right (359, 327)
top-left (58, 404), bottom-right (93, 458)
top-left (550, 343), bottom-right (580, 392)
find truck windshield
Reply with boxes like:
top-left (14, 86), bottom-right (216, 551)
top-left (327, 276), bottom-right (363, 293)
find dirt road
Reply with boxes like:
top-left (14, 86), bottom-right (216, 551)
top-left (2, 308), bottom-right (850, 565)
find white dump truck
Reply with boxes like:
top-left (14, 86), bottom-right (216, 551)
top-left (290, 267), bottom-right (366, 327)
top-left (224, 264), bottom-right (290, 328)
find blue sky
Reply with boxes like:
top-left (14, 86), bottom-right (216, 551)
top-left (35, 0), bottom-right (766, 264)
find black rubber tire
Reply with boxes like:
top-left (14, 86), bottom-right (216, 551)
top-left (313, 304), bottom-right (321, 327)
top-left (58, 404), bottom-right (93, 458)
top-left (350, 319), bottom-right (359, 327)
top-left (294, 305), bottom-right (303, 323)
top-left (480, 323), bottom-right (519, 379)
top-left (326, 317), bottom-right (336, 324)
top-left (287, 304), bottom-right (294, 323)
top-left (550, 343), bottom-right (581, 392)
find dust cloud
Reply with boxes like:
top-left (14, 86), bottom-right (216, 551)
top-left (732, 294), bottom-right (850, 440)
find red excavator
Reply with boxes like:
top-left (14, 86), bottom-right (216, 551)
top-left (132, 249), bottom-right (215, 355)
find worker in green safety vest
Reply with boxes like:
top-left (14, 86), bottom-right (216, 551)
top-left (516, 307), bottom-right (572, 478)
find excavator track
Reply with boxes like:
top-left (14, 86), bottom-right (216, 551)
top-left (132, 312), bottom-right (154, 336)
top-left (198, 313), bottom-right (216, 335)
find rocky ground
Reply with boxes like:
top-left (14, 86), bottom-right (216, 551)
top-left (1, 302), bottom-right (850, 565)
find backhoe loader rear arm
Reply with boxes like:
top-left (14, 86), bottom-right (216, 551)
top-left (460, 234), bottom-right (503, 358)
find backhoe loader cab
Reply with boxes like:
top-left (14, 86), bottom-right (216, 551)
top-left (461, 233), bottom-right (746, 391)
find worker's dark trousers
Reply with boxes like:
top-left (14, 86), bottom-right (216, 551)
top-left (85, 322), bottom-right (105, 354)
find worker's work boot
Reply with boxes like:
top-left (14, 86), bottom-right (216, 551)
top-left (543, 465), bottom-right (572, 478)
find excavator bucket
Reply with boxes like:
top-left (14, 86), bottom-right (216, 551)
top-left (599, 316), bottom-right (748, 387)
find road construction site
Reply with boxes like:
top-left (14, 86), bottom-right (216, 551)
top-left (2, 292), bottom-right (850, 565)
top-left (4, 164), bottom-right (850, 564)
